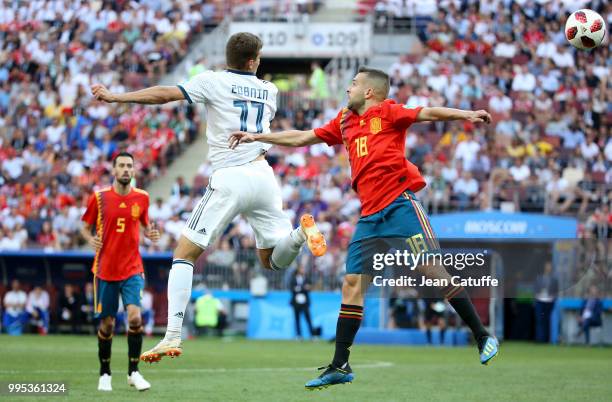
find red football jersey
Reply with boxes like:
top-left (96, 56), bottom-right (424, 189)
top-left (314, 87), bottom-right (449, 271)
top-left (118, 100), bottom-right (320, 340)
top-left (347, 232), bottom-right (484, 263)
top-left (314, 99), bottom-right (425, 216)
top-left (82, 186), bottom-right (150, 281)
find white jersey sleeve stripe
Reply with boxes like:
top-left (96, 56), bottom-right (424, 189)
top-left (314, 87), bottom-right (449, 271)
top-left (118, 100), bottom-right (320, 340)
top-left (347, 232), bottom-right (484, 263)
top-left (177, 85), bottom-right (192, 104)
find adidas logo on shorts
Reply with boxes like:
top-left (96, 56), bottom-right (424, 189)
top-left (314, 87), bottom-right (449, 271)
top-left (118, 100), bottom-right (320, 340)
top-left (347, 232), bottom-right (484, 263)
top-left (197, 227), bottom-right (207, 235)
top-left (174, 312), bottom-right (184, 319)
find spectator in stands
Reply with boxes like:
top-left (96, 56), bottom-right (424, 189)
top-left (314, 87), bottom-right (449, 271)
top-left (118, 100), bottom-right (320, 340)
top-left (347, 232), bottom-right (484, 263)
top-left (0, 0), bottom-right (205, 251)
top-left (462, 75), bottom-right (482, 101)
top-left (163, 214), bottom-right (184, 242)
top-left (545, 170), bottom-right (570, 214)
top-left (496, 117), bottom-right (522, 146)
top-left (575, 173), bottom-right (601, 215)
top-left (580, 135), bottom-right (600, 162)
top-left (0, 226), bottom-right (22, 250)
top-left (454, 132), bottom-right (480, 171)
top-left (551, 43), bottom-right (575, 68)
top-left (493, 33), bottom-right (518, 58)
top-left (37, 221), bottom-right (61, 251)
top-left (585, 205), bottom-right (611, 241)
top-left (423, 163), bottom-right (449, 214)
top-left (58, 283), bottom-right (83, 334)
top-left (171, 176), bottom-right (190, 199)
top-left (26, 285), bottom-right (50, 335)
top-left (511, 65), bottom-right (536, 93)
top-left (488, 88), bottom-right (512, 117)
top-left (2, 280), bottom-right (27, 335)
top-left (52, 207), bottom-right (79, 250)
top-left (207, 240), bottom-right (237, 270)
top-left (577, 286), bottom-right (604, 345)
top-left (13, 222), bottom-right (28, 248)
top-left (560, 124), bottom-right (585, 150)
top-left (149, 197), bottom-right (173, 222)
top-left (409, 135), bottom-right (432, 168)
top-left (509, 158), bottom-right (531, 185)
top-left (453, 171), bottom-right (479, 211)
top-left (555, 161), bottom-right (585, 213)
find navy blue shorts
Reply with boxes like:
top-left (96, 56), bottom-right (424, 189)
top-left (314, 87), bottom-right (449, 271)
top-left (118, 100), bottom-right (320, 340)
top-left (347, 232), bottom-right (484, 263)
top-left (346, 191), bottom-right (440, 275)
top-left (95, 274), bottom-right (144, 318)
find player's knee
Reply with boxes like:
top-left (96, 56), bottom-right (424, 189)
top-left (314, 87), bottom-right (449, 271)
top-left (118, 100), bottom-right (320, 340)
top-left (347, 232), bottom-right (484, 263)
top-left (99, 317), bottom-right (115, 333)
top-left (174, 236), bottom-right (204, 263)
top-left (258, 248), bottom-right (274, 270)
top-left (128, 316), bottom-right (142, 328)
top-left (341, 275), bottom-right (363, 304)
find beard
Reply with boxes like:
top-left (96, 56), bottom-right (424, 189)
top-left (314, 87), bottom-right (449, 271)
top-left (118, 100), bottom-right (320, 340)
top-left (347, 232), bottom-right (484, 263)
top-left (117, 177), bottom-right (131, 186)
top-left (347, 96), bottom-right (364, 112)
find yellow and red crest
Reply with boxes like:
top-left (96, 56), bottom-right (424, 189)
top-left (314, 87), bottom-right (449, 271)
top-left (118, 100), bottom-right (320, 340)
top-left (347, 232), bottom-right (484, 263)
top-left (131, 203), bottom-right (140, 220)
top-left (370, 117), bottom-right (382, 134)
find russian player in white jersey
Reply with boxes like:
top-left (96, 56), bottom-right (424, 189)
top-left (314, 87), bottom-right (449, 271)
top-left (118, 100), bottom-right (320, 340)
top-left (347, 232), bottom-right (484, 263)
top-left (91, 33), bottom-right (327, 362)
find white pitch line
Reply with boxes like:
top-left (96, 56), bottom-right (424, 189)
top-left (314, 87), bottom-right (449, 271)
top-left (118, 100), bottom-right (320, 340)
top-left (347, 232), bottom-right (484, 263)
top-left (0, 361), bottom-right (394, 375)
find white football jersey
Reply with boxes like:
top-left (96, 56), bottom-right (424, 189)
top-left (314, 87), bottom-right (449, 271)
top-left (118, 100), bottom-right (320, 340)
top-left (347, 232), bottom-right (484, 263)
top-left (178, 70), bottom-right (277, 170)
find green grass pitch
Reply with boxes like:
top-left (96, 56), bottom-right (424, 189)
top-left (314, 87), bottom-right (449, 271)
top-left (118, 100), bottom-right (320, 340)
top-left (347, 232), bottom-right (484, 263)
top-left (0, 335), bottom-right (610, 401)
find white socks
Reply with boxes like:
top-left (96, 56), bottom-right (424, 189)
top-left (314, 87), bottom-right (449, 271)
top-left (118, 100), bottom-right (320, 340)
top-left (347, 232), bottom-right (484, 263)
top-left (165, 259), bottom-right (194, 340)
top-left (270, 227), bottom-right (307, 270)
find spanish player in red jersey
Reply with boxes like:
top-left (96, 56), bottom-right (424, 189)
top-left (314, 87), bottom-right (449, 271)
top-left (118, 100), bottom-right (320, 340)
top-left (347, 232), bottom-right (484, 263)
top-left (229, 66), bottom-right (499, 389)
top-left (80, 152), bottom-right (160, 392)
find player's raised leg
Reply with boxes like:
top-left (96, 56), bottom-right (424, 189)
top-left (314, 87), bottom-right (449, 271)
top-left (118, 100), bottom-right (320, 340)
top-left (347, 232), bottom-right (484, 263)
top-left (260, 214), bottom-right (326, 270)
top-left (246, 161), bottom-right (327, 272)
top-left (300, 214), bottom-right (327, 257)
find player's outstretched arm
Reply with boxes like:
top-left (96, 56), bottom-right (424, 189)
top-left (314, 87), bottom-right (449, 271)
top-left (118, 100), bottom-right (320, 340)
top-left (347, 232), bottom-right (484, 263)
top-left (91, 84), bottom-right (185, 104)
top-left (228, 129), bottom-right (323, 149)
top-left (416, 107), bottom-right (491, 124)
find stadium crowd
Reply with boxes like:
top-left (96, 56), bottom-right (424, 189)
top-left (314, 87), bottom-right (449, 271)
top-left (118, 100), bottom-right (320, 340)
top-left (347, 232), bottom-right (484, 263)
top-left (1, 278), bottom-right (155, 336)
top-left (0, 1), bottom-right (610, 294)
top-left (0, 0), bottom-right (215, 251)
top-left (185, 0), bottom-right (611, 288)
top-left (229, 0), bottom-right (323, 21)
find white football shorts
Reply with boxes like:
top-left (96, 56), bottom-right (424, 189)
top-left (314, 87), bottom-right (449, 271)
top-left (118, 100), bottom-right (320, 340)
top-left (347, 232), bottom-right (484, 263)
top-left (182, 159), bottom-right (292, 249)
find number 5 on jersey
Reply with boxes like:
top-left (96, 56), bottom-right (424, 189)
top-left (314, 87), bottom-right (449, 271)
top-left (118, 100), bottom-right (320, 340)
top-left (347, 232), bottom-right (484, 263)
top-left (116, 217), bottom-right (125, 233)
top-left (234, 100), bottom-right (264, 133)
top-left (355, 136), bottom-right (368, 157)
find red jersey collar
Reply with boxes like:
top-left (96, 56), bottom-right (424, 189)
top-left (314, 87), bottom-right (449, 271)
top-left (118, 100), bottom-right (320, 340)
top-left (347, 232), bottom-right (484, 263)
top-left (111, 185), bottom-right (133, 197)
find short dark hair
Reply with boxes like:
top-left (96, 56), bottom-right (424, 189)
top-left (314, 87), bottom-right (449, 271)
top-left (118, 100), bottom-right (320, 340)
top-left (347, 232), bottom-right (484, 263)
top-left (112, 151), bottom-right (134, 167)
top-left (226, 32), bottom-right (263, 70)
top-left (357, 66), bottom-right (390, 99)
